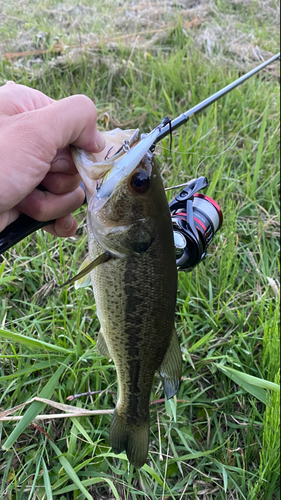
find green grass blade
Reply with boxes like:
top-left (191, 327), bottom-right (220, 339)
top-left (53, 477), bottom-right (121, 499)
top-left (217, 365), bottom-right (280, 391)
top-left (0, 329), bottom-right (72, 354)
top-left (27, 453), bottom-right (42, 500)
top-left (3, 354), bottom-right (72, 450)
top-left (162, 85), bottom-right (175, 115)
top-left (142, 464), bottom-right (164, 487)
top-left (251, 107), bottom-right (268, 198)
top-left (42, 457), bottom-right (54, 500)
top-left (188, 331), bottom-right (216, 353)
top-left (53, 478), bottom-right (103, 496)
top-left (0, 276), bottom-right (17, 284)
top-left (71, 418), bottom-right (95, 445)
top-left (49, 441), bottom-right (95, 500)
top-left (0, 361), bottom-right (54, 382)
top-left (168, 442), bottom-right (225, 463)
top-left (103, 478), bottom-right (121, 500)
top-left (0, 452), bottom-right (14, 495)
top-left (216, 462), bottom-right (228, 492)
top-left (215, 365), bottom-right (268, 404)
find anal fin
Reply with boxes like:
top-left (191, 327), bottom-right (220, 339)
top-left (97, 329), bottom-right (110, 358)
top-left (159, 330), bottom-right (182, 399)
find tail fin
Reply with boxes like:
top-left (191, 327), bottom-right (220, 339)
top-left (110, 410), bottom-right (149, 468)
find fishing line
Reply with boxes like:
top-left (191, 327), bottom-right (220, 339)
top-left (157, 127), bottom-right (216, 154)
top-left (159, 106), bottom-right (269, 159)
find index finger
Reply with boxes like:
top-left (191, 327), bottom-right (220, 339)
top-left (50, 147), bottom-right (78, 174)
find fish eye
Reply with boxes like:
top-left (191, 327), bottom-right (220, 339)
top-left (130, 171), bottom-right (150, 194)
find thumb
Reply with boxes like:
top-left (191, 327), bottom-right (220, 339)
top-left (27, 94), bottom-right (106, 156)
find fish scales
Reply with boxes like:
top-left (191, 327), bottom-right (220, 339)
top-left (71, 129), bottom-right (182, 468)
top-left (89, 217), bottom-right (176, 413)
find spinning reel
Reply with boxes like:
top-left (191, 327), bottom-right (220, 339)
top-left (169, 177), bottom-right (223, 271)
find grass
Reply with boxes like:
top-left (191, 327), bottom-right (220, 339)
top-left (0, 1), bottom-right (280, 499)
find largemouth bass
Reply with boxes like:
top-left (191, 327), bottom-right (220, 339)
top-left (70, 128), bottom-right (182, 468)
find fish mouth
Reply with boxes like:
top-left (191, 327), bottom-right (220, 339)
top-left (89, 126), bottom-right (161, 213)
top-left (94, 128), bottom-right (141, 190)
top-left (71, 128), bottom-right (140, 199)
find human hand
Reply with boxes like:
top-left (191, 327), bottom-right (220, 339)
top-left (0, 82), bottom-right (105, 236)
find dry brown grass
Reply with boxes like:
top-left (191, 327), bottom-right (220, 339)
top-left (0, 0), bottom-right (279, 74)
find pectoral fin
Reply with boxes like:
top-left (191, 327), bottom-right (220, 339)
top-left (97, 329), bottom-right (110, 358)
top-left (159, 330), bottom-right (182, 399)
top-left (60, 252), bottom-right (111, 288)
top-left (74, 255), bottom-right (92, 289)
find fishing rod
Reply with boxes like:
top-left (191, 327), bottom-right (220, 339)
top-left (0, 52), bottom-right (279, 258)
top-left (154, 52), bottom-right (280, 145)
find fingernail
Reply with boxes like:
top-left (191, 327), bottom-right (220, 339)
top-left (94, 131), bottom-right (106, 152)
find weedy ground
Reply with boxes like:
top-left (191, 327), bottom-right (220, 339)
top-left (0, 1), bottom-right (280, 499)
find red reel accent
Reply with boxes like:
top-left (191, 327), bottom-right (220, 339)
top-left (193, 193), bottom-right (223, 229)
top-left (194, 217), bottom-right (207, 231)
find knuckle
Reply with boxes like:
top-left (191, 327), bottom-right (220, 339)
top-left (73, 94), bottom-right (97, 118)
